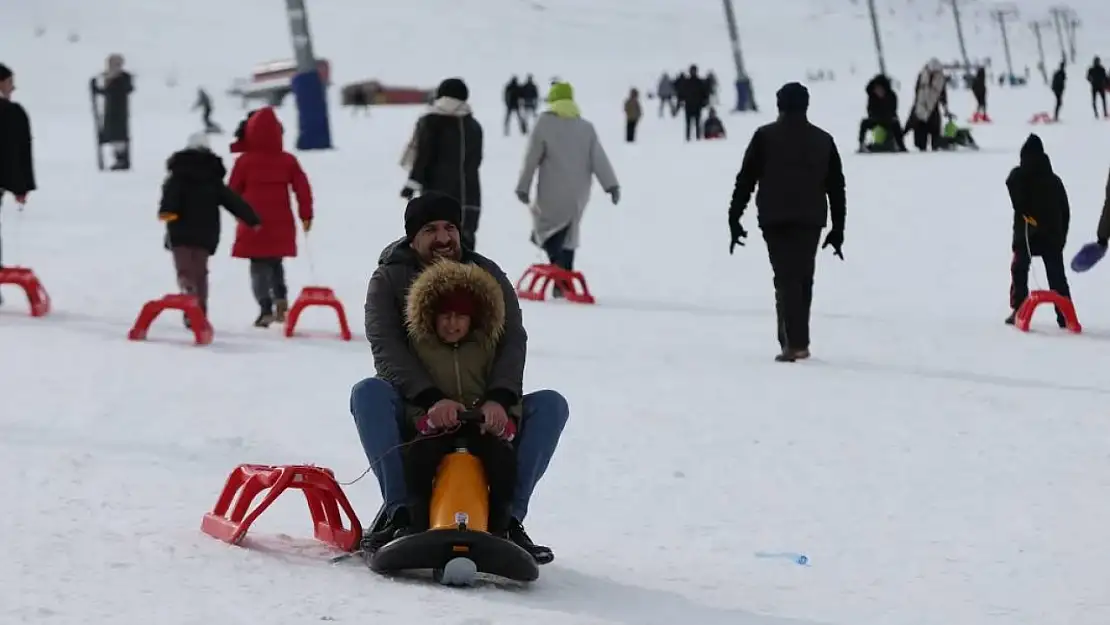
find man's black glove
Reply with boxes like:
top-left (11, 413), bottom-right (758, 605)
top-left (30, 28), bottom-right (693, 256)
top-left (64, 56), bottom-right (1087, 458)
top-left (822, 229), bottom-right (844, 259)
top-left (729, 211), bottom-right (747, 255)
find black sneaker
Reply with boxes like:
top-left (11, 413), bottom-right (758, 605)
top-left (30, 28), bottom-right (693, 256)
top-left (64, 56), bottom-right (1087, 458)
top-left (360, 507), bottom-right (414, 554)
top-left (1005, 312), bottom-right (1016, 325)
top-left (507, 518), bottom-right (553, 565)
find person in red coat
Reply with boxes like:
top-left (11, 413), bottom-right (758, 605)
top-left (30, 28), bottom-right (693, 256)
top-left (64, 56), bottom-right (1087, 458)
top-left (228, 107), bottom-right (313, 327)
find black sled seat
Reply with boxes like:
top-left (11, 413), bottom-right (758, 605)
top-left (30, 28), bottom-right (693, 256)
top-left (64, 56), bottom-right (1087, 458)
top-left (367, 411), bottom-right (539, 584)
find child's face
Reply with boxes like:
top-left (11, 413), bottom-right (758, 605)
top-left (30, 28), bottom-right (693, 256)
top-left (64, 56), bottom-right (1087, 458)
top-left (435, 311), bottom-right (471, 343)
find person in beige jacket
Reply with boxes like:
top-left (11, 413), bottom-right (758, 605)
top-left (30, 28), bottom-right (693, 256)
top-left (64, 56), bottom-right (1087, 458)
top-left (515, 82), bottom-right (619, 295)
top-left (624, 88), bottom-right (642, 143)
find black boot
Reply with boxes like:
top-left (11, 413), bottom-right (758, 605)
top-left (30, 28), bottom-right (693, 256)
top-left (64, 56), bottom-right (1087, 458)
top-left (254, 300), bottom-right (275, 328)
top-left (360, 506), bottom-right (415, 554)
top-left (507, 518), bottom-right (553, 564)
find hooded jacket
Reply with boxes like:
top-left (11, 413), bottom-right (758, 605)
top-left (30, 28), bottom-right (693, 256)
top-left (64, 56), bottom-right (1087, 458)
top-left (402, 260), bottom-right (521, 426)
top-left (365, 238), bottom-right (526, 416)
top-left (159, 147), bottom-right (260, 255)
top-left (228, 107), bottom-right (313, 258)
top-left (402, 85), bottom-right (484, 210)
top-left (0, 97), bottom-right (35, 196)
top-left (865, 74), bottom-right (898, 120)
top-left (1006, 134), bottom-right (1069, 253)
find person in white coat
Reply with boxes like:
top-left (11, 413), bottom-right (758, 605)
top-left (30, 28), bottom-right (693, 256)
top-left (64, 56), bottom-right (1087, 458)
top-left (515, 82), bottom-right (619, 295)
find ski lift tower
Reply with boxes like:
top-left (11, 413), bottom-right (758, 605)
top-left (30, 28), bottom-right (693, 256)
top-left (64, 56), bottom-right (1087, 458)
top-left (285, 0), bottom-right (332, 149)
top-left (721, 0), bottom-right (758, 111)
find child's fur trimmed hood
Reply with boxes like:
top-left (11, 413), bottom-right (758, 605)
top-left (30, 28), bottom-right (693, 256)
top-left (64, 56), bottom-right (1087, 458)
top-left (405, 260), bottom-right (506, 348)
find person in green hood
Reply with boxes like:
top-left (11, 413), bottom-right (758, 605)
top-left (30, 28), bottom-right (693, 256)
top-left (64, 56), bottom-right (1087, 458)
top-left (515, 82), bottom-right (620, 295)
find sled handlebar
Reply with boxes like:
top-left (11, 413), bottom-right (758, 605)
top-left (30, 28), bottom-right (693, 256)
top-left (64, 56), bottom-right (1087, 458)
top-left (416, 408), bottom-right (516, 441)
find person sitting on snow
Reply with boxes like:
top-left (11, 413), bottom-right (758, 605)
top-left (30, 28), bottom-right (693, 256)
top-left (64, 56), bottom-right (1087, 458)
top-left (402, 259), bottom-right (518, 536)
top-left (350, 192), bottom-right (567, 564)
top-left (703, 107), bottom-right (726, 139)
top-left (937, 113), bottom-right (978, 150)
top-left (857, 74), bottom-right (906, 152)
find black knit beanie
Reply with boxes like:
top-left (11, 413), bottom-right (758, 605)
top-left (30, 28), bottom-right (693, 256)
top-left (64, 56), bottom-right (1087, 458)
top-left (0, 64), bottom-right (12, 82)
top-left (435, 77), bottom-right (469, 102)
top-left (404, 192), bottom-right (462, 240)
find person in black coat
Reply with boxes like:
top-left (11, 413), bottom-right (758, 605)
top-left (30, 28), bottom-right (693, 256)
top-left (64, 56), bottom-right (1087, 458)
top-left (1051, 61), bottom-right (1066, 121)
top-left (729, 82), bottom-right (846, 362)
top-left (678, 64), bottom-right (710, 141)
top-left (90, 54), bottom-right (134, 170)
top-left (857, 74), bottom-right (906, 152)
top-left (971, 66), bottom-right (987, 116)
top-left (1005, 133), bottom-right (1071, 327)
top-left (400, 78), bottom-right (484, 250)
top-left (158, 133), bottom-right (260, 317)
top-left (1086, 56), bottom-right (1108, 118)
top-left (0, 63), bottom-right (36, 283)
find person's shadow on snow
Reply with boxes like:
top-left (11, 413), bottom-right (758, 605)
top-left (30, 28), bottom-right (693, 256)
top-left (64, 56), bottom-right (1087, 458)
top-left (487, 565), bottom-right (826, 625)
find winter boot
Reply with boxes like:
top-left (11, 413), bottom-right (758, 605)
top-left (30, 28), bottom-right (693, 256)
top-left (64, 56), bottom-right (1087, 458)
top-left (360, 507), bottom-right (415, 555)
top-left (775, 348), bottom-right (811, 362)
top-left (1005, 311), bottom-right (1016, 325)
top-left (274, 298), bottom-right (289, 323)
top-left (507, 518), bottom-right (553, 564)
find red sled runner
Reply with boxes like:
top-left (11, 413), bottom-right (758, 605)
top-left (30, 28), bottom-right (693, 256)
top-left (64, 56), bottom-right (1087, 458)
top-left (0, 266), bottom-right (51, 317)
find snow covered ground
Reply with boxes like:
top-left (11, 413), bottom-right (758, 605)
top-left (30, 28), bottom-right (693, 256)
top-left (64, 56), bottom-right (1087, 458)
top-left (3, 1), bottom-right (1110, 624)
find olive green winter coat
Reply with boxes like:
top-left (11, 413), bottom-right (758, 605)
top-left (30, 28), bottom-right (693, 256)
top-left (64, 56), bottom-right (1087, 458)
top-left (403, 259), bottom-right (522, 427)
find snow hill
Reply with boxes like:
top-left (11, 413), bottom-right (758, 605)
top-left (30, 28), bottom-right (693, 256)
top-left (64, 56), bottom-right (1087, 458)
top-left (2, 1), bottom-right (1110, 624)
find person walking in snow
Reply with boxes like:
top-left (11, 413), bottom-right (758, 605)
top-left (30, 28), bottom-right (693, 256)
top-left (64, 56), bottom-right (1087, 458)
top-left (228, 107), bottom-right (314, 327)
top-left (905, 58), bottom-right (948, 151)
top-left (0, 62), bottom-right (36, 286)
top-left (521, 74), bottom-right (539, 119)
top-left (503, 76), bottom-right (528, 135)
top-left (678, 64), bottom-right (711, 141)
top-left (728, 82), bottom-right (846, 362)
top-left (399, 77), bottom-right (484, 250)
top-left (1086, 57), bottom-right (1108, 118)
top-left (1005, 134), bottom-right (1072, 327)
top-left (656, 72), bottom-right (675, 117)
top-left (623, 88), bottom-right (642, 143)
top-left (515, 81), bottom-right (619, 294)
top-left (971, 66), bottom-right (988, 117)
top-left (1051, 61), bottom-right (1067, 121)
top-left (158, 132), bottom-right (259, 323)
top-left (90, 54), bottom-right (134, 170)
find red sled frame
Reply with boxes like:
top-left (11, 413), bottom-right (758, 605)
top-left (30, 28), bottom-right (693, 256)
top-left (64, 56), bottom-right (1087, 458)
top-left (200, 464), bottom-right (362, 553)
top-left (515, 263), bottom-right (596, 304)
top-left (1013, 289), bottom-right (1082, 333)
top-left (284, 286), bottom-right (352, 341)
top-left (0, 266), bottom-right (51, 317)
top-left (127, 294), bottom-right (213, 345)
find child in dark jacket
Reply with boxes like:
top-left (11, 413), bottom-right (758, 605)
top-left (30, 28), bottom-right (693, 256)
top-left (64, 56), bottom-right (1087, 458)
top-left (1005, 133), bottom-right (1072, 326)
top-left (159, 133), bottom-right (260, 319)
top-left (398, 260), bottom-right (518, 539)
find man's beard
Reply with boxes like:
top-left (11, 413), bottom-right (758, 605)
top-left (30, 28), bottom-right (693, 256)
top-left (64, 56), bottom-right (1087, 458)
top-left (430, 242), bottom-right (460, 260)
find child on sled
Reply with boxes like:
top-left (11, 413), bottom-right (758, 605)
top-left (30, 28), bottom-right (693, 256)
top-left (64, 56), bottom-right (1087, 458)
top-left (402, 259), bottom-right (519, 536)
top-left (937, 113), bottom-right (978, 150)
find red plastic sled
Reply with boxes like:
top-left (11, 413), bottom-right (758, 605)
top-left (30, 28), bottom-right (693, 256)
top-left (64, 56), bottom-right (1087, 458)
top-left (127, 293), bottom-right (213, 345)
top-left (0, 266), bottom-right (51, 317)
top-left (1013, 289), bottom-right (1081, 333)
top-left (515, 264), bottom-right (596, 304)
top-left (284, 286), bottom-right (352, 341)
top-left (969, 111), bottom-right (992, 123)
top-left (200, 464), bottom-right (362, 552)
top-left (1029, 112), bottom-right (1056, 124)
